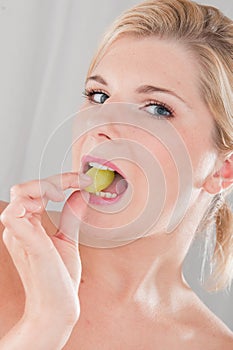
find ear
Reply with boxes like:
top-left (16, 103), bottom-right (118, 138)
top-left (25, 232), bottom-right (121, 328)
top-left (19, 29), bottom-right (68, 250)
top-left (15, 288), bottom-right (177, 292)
top-left (202, 153), bottom-right (233, 195)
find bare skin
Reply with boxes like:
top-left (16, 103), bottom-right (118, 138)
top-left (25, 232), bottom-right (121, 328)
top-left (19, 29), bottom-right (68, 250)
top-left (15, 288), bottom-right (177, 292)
top-left (1, 37), bottom-right (233, 349)
top-left (0, 200), bottom-right (232, 349)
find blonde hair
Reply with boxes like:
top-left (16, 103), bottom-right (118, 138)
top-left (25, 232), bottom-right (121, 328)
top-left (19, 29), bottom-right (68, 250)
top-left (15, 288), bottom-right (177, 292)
top-left (86, 0), bottom-right (233, 291)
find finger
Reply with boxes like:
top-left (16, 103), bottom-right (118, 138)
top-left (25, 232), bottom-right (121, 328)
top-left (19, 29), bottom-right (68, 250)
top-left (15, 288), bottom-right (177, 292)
top-left (45, 172), bottom-right (93, 191)
top-left (52, 190), bottom-right (90, 289)
top-left (2, 226), bottom-right (79, 313)
top-left (10, 172), bottom-right (92, 204)
top-left (54, 190), bottom-right (90, 244)
top-left (1, 200), bottom-right (53, 255)
top-left (0, 197), bottom-right (42, 229)
top-left (1, 199), bottom-right (41, 222)
top-left (10, 180), bottom-right (66, 204)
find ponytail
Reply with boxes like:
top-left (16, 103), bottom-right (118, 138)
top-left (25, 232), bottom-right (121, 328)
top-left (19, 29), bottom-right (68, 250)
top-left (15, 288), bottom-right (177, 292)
top-left (198, 193), bottom-right (233, 292)
top-left (211, 198), bottom-right (233, 291)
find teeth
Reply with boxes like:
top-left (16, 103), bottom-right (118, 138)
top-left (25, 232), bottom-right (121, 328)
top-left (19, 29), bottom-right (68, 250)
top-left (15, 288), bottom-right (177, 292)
top-left (95, 191), bottom-right (117, 198)
top-left (89, 162), bottom-right (115, 171)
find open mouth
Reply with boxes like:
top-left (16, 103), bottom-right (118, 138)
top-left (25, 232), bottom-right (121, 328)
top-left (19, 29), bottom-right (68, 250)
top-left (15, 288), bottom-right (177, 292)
top-left (81, 156), bottom-right (128, 201)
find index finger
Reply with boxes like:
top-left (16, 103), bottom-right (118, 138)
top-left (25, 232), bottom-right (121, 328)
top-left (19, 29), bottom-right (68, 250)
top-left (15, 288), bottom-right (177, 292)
top-left (10, 172), bottom-right (92, 202)
top-left (45, 172), bottom-right (92, 190)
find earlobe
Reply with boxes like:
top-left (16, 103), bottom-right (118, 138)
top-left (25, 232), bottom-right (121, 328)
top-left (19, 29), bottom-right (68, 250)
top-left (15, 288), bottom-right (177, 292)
top-left (202, 153), bottom-right (233, 195)
top-left (213, 153), bottom-right (233, 191)
top-left (202, 173), bottom-right (222, 195)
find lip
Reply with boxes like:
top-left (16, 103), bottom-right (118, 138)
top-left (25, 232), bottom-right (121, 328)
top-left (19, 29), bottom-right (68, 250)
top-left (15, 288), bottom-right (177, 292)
top-left (80, 155), bottom-right (128, 205)
top-left (81, 155), bottom-right (127, 179)
top-left (87, 191), bottom-right (126, 205)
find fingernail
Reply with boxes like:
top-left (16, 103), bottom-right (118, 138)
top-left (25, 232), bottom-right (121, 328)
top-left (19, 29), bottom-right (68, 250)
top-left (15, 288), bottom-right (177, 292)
top-left (16, 204), bottom-right (26, 218)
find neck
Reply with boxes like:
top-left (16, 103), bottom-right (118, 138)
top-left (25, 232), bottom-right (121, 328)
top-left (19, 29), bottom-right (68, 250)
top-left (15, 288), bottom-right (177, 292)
top-left (79, 189), bottom-right (212, 314)
top-left (79, 232), bottom-right (191, 312)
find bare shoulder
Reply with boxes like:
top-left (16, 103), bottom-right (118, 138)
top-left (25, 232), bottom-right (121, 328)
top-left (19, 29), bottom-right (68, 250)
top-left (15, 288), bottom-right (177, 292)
top-left (0, 200), bottom-right (8, 213)
top-left (205, 313), bottom-right (233, 349)
top-left (0, 200), bottom-right (9, 239)
top-left (186, 291), bottom-right (233, 349)
top-left (221, 336), bottom-right (233, 350)
top-left (0, 200), bottom-right (9, 251)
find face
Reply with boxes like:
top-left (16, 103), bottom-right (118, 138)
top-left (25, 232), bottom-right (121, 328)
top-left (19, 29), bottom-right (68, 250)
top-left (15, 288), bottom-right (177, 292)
top-left (71, 36), bottom-right (219, 246)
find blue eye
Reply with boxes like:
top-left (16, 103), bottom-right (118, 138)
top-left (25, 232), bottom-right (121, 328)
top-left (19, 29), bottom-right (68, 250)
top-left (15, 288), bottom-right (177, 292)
top-left (83, 90), bottom-right (175, 118)
top-left (92, 92), bottom-right (109, 104)
top-left (83, 89), bottom-right (109, 104)
top-left (143, 102), bottom-right (173, 118)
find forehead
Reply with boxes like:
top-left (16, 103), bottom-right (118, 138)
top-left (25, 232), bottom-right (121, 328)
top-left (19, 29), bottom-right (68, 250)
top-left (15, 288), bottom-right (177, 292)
top-left (92, 36), bottom-right (200, 98)
top-left (89, 35), bottom-right (216, 147)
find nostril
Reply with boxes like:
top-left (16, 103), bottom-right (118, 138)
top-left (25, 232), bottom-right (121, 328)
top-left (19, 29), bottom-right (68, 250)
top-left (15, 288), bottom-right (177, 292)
top-left (98, 132), bottom-right (111, 140)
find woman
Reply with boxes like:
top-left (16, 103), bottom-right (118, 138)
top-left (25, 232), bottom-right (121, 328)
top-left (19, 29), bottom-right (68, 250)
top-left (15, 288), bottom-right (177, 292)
top-left (1, 0), bottom-right (233, 348)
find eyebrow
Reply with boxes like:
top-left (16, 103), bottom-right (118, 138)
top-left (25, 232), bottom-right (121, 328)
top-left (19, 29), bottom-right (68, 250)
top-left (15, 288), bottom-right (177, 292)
top-left (85, 74), bottom-right (191, 109)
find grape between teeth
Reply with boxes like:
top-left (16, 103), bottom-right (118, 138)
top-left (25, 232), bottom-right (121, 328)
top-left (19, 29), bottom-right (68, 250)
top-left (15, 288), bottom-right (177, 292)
top-left (84, 167), bottom-right (115, 193)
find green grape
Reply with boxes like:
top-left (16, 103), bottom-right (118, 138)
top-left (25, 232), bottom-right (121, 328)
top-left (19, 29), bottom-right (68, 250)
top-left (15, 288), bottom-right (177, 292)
top-left (84, 167), bottom-right (115, 193)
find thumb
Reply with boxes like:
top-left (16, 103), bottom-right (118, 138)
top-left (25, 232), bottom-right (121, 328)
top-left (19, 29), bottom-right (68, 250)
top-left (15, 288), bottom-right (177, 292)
top-left (55, 189), bottom-right (90, 244)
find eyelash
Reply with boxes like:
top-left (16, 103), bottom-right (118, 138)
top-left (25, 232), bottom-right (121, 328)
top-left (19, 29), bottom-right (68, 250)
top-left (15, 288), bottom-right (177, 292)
top-left (82, 88), bottom-right (175, 119)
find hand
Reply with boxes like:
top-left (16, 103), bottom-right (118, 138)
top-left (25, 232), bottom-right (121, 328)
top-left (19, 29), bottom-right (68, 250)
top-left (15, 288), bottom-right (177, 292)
top-left (0, 172), bottom-right (92, 328)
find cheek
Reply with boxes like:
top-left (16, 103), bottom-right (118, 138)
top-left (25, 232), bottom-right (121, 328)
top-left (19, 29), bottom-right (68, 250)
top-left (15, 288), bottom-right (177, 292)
top-left (189, 149), bottom-right (218, 189)
top-left (129, 131), bottom-right (181, 213)
top-left (181, 129), bottom-right (218, 189)
top-left (178, 110), bottom-right (218, 186)
top-left (138, 128), bottom-right (203, 218)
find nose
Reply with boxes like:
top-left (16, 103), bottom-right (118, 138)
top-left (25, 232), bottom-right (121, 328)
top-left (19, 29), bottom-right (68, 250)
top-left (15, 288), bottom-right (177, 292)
top-left (80, 104), bottom-right (123, 141)
top-left (91, 125), bottom-right (120, 142)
